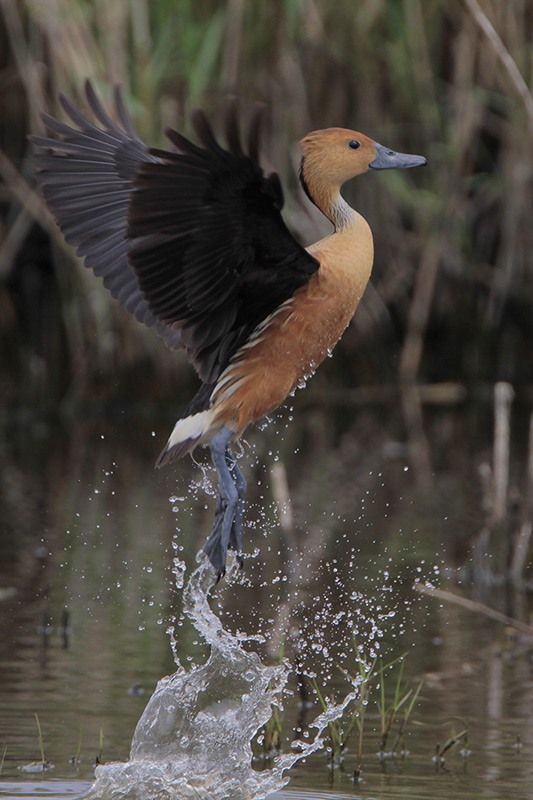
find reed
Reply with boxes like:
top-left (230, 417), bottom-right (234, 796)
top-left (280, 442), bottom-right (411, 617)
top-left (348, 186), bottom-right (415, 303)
top-left (312, 679), bottom-right (346, 767)
top-left (352, 657), bottom-right (375, 782)
top-left (376, 654), bottom-right (423, 759)
top-left (255, 706), bottom-right (283, 762)
top-left (17, 713), bottom-right (53, 773)
top-left (433, 726), bottom-right (469, 771)
top-left (310, 651), bottom-right (423, 777)
top-left (69, 724), bottom-right (83, 767)
top-left (34, 713), bottom-right (45, 766)
top-left (95, 726), bottom-right (104, 765)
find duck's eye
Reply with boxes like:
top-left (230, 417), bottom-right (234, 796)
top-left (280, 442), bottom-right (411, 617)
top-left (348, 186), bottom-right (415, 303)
top-left (348, 140), bottom-right (361, 150)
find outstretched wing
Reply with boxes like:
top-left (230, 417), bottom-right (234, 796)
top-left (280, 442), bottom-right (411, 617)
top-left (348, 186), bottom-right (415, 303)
top-left (32, 81), bottom-right (181, 349)
top-left (128, 100), bottom-right (319, 383)
top-left (33, 83), bottom-right (319, 380)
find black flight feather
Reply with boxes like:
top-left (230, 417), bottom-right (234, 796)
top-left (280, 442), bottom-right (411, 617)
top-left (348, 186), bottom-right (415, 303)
top-left (32, 82), bottom-right (319, 387)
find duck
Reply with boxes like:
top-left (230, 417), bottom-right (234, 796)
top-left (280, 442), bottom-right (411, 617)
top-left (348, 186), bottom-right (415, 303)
top-left (33, 81), bottom-right (426, 577)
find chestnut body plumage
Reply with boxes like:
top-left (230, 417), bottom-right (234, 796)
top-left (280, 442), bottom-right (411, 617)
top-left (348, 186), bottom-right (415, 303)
top-left (33, 83), bottom-right (426, 576)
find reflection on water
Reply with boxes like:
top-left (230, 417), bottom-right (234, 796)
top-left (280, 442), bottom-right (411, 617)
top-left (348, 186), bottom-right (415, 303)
top-left (1, 406), bottom-right (533, 799)
top-left (0, 781), bottom-right (91, 799)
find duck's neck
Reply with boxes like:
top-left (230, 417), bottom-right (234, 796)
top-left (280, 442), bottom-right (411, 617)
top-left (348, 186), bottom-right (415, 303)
top-left (300, 172), bottom-right (357, 232)
top-left (323, 189), bottom-right (358, 231)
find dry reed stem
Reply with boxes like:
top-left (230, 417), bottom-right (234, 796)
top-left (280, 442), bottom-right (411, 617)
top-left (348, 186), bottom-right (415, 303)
top-left (464, 0), bottom-right (533, 129)
top-left (414, 582), bottom-right (533, 636)
top-left (0, 151), bottom-right (55, 234)
top-left (398, 239), bottom-right (444, 494)
top-left (400, 384), bottom-right (433, 496)
top-left (526, 413), bottom-right (533, 511)
top-left (509, 413), bottom-right (533, 580)
top-left (492, 382), bottom-right (514, 523)
top-left (271, 462), bottom-right (295, 542)
top-left (399, 241), bottom-right (442, 384)
top-left (0, 208), bottom-right (33, 278)
top-left (266, 449), bottom-right (350, 657)
top-left (0, 0), bottom-right (46, 132)
top-left (510, 522), bottom-right (532, 584)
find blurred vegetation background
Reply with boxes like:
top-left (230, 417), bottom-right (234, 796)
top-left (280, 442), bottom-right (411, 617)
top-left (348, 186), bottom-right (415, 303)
top-left (2, 5), bottom-right (533, 735)
top-left (0, 0), bottom-right (532, 416)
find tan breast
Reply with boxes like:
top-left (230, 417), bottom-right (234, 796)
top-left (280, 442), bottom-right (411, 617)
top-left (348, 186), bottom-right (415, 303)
top-left (211, 214), bottom-right (374, 434)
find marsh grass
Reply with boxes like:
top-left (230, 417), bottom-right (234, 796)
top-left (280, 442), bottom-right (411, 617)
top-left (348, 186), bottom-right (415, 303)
top-left (313, 679), bottom-right (350, 768)
top-left (17, 713), bottom-right (53, 773)
top-left (433, 726), bottom-right (469, 771)
top-left (309, 651), bottom-right (423, 778)
top-left (377, 655), bottom-right (424, 759)
top-left (34, 712), bottom-right (45, 765)
top-left (0, 744), bottom-right (7, 776)
top-left (95, 726), bottom-right (104, 765)
top-left (390, 676), bottom-right (424, 757)
top-left (351, 657), bottom-right (375, 782)
top-left (69, 725), bottom-right (83, 767)
top-left (255, 706), bottom-right (283, 762)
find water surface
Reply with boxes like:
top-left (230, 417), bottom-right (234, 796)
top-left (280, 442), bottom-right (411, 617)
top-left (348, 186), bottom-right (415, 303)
top-left (1, 405), bottom-right (532, 799)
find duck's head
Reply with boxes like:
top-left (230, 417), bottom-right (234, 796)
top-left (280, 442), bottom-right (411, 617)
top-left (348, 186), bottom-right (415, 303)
top-left (300, 127), bottom-right (426, 191)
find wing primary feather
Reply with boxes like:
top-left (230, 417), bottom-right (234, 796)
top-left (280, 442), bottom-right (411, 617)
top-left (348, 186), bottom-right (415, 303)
top-left (247, 103), bottom-right (264, 162)
top-left (113, 85), bottom-right (139, 138)
top-left (34, 84), bottom-right (183, 352)
top-left (164, 128), bottom-right (207, 161)
top-left (224, 97), bottom-right (244, 157)
top-left (84, 80), bottom-right (117, 130)
top-left (40, 112), bottom-right (123, 148)
top-left (58, 93), bottom-right (99, 130)
top-left (191, 109), bottom-right (226, 155)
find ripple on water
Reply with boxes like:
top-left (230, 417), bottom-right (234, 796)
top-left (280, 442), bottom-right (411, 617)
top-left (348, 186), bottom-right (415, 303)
top-left (0, 782), bottom-right (92, 799)
top-left (0, 787), bottom-right (354, 800)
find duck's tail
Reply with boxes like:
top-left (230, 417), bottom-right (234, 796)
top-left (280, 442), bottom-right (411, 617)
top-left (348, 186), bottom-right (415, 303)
top-left (155, 408), bottom-right (216, 468)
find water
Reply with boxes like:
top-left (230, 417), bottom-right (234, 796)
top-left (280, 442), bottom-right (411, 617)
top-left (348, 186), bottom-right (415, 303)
top-left (85, 558), bottom-right (361, 800)
top-left (0, 787), bottom-right (352, 800)
top-left (2, 406), bottom-right (533, 799)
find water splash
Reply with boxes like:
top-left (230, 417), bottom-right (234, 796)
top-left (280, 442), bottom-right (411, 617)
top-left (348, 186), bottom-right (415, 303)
top-left (84, 560), bottom-right (358, 800)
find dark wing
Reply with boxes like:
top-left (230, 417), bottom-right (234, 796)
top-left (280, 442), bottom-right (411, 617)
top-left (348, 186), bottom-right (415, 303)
top-left (32, 81), bottom-right (182, 349)
top-left (128, 99), bottom-right (319, 383)
top-left (33, 84), bottom-right (319, 378)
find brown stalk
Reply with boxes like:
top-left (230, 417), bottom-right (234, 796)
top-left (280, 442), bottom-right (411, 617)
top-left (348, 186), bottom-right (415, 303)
top-left (399, 241), bottom-right (442, 495)
top-left (492, 382), bottom-right (514, 524)
top-left (414, 582), bottom-right (533, 636)
top-left (463, 0), bottom-right (533, 129)
top-left (0, 208), bottom-right (33, 278)
top-left (0, 150), bottom-right (54, 233)
top-left (509, 413), bottom-right (533, 581)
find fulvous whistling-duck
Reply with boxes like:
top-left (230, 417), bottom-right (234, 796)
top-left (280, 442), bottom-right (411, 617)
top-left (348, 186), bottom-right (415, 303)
top-left (33, 82), bottom-right (426, 577)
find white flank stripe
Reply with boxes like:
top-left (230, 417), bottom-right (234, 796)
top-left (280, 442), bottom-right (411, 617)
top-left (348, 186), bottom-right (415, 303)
top-left (236, 334), bottom-right (266, 352)
top-left (213, 298), bottom-right (295, 392)
top-left (253, 297), bottom-right (294, 336)
top-left (212, 369), bottom-right (239, 394)
top-left (216, 376), bottom-right (248, 402)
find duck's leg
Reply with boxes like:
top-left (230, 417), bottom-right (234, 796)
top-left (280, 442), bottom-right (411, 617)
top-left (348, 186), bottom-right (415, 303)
top-left (207, 455), bottom-right (247, 570)
top-left (227, 457), bottom-right (247, 566)
top-left (203, 427), bottom-right (238, 577)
